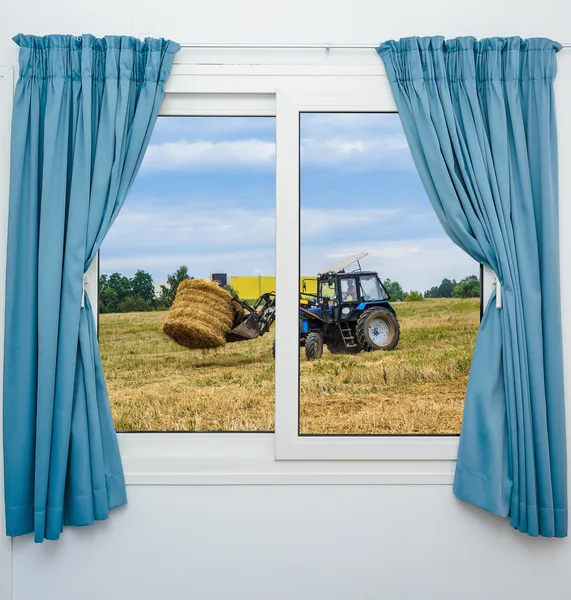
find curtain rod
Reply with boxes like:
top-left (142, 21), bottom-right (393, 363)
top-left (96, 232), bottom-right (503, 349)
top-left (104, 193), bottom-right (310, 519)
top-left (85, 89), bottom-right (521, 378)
top-left (178, 42), bottom-right (571, 49)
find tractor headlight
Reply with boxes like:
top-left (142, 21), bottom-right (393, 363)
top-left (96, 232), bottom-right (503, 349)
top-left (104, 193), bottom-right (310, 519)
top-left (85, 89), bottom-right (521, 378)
top-left (341, 307), bottom-right (352, 319)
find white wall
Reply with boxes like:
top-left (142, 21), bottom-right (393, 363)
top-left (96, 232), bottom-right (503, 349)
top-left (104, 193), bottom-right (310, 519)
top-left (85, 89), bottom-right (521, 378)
top-left (10, 486), bottom-right (571, 600)
top-left (2, 2), bottom-right (571, 599)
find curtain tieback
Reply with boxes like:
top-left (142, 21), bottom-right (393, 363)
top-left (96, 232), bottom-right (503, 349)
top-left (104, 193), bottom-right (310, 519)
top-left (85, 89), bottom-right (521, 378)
top-left (493, 273), bottom-right (502, 309)
top-left (81, 273), bottom-right (88, 309)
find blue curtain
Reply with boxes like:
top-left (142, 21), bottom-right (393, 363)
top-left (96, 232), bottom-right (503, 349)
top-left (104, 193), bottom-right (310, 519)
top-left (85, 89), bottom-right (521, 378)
top-left (377, 37), bottom-right (566, 537)
top-left (4, 34), bottom-right (180, 542)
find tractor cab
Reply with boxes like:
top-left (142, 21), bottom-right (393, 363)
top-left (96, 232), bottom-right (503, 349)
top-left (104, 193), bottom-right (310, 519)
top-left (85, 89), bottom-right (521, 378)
top-left (318, 272), bottom-right (390, 307)
top-left (300, 253), bottom-right (400, 360)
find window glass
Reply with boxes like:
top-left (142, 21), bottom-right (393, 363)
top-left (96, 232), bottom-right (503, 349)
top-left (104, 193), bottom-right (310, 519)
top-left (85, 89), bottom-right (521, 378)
top-left (319, 280), bottom-right (336, 300)
top-left (299, 113), bottom-right (480, 435)
top-left (359, 275), bottom-right (385, 301)
top-left (100, 116), bottom-right (276, 432)
top-left (340, 277), bottom-right (358, 302)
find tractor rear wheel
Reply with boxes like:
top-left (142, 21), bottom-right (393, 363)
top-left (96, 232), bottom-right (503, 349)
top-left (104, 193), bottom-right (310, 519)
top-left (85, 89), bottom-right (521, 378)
top-left (356, 307), bottom-right (400, 351)
top-left (327, 340), bottom-right (361, 355)
top-left (305, 332), bottom-right (324, 360)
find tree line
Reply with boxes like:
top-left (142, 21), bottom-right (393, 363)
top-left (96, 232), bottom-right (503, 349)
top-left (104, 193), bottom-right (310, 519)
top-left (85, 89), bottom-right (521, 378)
top-left (99, 266), bottom-right (191, 313)
top-left (383, 275), bottom-right (480, 302)
top-left (100, 267), bottom-right (481, 313)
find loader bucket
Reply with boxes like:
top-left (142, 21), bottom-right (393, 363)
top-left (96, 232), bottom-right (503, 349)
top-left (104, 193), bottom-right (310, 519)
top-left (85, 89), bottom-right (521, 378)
top-left (226, 314), bottom-right (261, 343)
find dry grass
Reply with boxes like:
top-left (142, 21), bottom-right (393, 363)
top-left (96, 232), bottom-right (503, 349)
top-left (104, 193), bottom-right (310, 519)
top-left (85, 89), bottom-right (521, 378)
top-left (100, 298), bottom-right (479, 434)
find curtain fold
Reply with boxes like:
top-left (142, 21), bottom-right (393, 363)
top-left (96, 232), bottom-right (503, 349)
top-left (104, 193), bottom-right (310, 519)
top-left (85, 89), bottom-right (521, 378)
top-left (377, 36), bottom-right (566, 537)
top-left (4, 34), bottom-right (180, 542)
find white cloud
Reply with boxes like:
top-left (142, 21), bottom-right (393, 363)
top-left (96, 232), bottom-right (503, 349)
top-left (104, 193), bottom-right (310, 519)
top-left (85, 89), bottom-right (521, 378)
top-left (103, 236), bottom-right (476, 293)
top-left (104, 203), bottom-right (405, 259)
top-left (141, 120), bottom-right (415, 173)
top-left (104, 203), bottom-right (276, 251)
top-left (301, 134), bottom-right (414, 171)
top-left (301, 238), bottom-right (478, 293)
top-left (300, 113), bottom-right (403, 138)
top-left (141, 139), bottom-right (276, 171)
top-left (301, 208), bottom-right (401, 235)
top-left (102, 197), bottom-right (476, 292)
top-left (140, 134), bottom-right (414, 173)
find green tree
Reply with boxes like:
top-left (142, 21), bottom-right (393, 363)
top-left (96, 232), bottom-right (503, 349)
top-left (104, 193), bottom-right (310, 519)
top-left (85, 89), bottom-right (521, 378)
top-left (424, 278), bottom-right (457, 298)
top-left (117, 296), bottom-right (153, 313)
top-left (108, 273), bottom-right (132, 302)
top-left (382, 278), bottom-right (404, 302)
top-left (100, 273), bottom-right (131, 313)
top-left (130, 270), bottom-right (155, 304)
top-left (100, 272), bottom-right (156, 313)
top-left (100, 286), bottom-right (119, 314)
top-left (452, 275), bottom-right (480, 298)
top-left (438, 278), bottom-right (456, 298)
top-left (403, 290), bottom-right (424, 302)
top-left (160, 265), bottom-right (191, 307)
top-left (424, 285), bottom-right (439, 298)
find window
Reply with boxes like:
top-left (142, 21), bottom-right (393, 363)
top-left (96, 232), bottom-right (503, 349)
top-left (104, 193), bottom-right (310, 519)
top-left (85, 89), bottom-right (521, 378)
top-left (298, 112), bottom-right (480, 437)
top-left (360, 275), bottom-right (387, 301)
top-left (99, 115), bottom-right (276, 432)
top-left (82, 60), bottom-right (496, 473)
top-left (318, 279), bottom-right (336, 300)
top-left (340, 277), bottom-right (358, 302)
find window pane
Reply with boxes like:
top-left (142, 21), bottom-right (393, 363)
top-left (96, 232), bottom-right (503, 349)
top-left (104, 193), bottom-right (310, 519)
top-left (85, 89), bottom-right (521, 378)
top-left (299, 113), bottom-right (480, 435)
top-left (359, 275), bottom-right (385, 301)
top-left (100, 116), bottom-right (276, 432)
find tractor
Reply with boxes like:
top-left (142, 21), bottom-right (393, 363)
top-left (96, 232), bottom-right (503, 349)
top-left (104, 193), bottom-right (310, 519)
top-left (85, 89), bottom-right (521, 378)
top-left (225, 253), bottom-right (400, 361)
top-left (299, 253), bottom-right (400, 360)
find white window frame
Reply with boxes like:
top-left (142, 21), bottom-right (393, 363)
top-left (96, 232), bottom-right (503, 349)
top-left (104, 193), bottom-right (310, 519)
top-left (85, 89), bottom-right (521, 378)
top-left (275, 89), bottom-right (475, 460)
top-left (84, 55), bottom-right (494, 483)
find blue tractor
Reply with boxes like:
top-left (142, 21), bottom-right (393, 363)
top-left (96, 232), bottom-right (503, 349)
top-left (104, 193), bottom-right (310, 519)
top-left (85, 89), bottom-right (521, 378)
top-left (300, 253), bottom-right (400, 360)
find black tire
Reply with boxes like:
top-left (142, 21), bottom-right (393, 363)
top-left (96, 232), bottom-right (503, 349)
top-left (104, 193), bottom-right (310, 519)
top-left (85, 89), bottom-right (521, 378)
top-left (326, 340), bottom-right (362, 355)
top-left (356, 307), bottom-right (400, 351)
top-left (305, 332), bottom-right (324, 360)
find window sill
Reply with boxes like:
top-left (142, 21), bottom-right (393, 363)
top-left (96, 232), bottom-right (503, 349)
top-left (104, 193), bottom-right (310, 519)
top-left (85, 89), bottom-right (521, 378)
top-left (118, 433), bottom-right (457, 485)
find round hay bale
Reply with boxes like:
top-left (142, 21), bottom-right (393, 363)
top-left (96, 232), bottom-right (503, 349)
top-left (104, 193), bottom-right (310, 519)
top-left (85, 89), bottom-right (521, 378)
top-left (162, 280), bottom-right (245, 350)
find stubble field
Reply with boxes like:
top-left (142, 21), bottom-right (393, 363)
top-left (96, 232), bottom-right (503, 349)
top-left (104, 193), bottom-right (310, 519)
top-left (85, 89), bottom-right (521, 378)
top-left (100, 297), bottom-right (479, 434)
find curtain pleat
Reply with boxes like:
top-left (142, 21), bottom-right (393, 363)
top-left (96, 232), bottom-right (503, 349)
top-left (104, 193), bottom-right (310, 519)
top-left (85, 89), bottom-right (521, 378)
top-left (4, 34), bottom-right (180, 542)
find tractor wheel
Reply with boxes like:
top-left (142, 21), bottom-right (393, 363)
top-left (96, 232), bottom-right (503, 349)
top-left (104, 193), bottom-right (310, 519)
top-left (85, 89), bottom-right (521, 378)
top-left (305, 332), bottom-right (324, 360)
top-left (356, 307), bottom-right (400, 351)
top-left (327, 341), bottom-right (362, 355)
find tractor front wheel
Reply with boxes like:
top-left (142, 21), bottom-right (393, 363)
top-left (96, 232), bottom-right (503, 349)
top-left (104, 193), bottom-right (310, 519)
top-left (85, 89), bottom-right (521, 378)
top-left (305, 332), bottom-right (324, 360)
top-left (356, 307), bottom-right (400, 351)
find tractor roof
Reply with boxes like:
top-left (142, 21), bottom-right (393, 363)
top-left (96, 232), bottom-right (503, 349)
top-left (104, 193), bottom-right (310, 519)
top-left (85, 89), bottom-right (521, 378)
top-left (318, 270), bottom-right (379, 279)
top-left (323, 252), bottom-right (368, 274)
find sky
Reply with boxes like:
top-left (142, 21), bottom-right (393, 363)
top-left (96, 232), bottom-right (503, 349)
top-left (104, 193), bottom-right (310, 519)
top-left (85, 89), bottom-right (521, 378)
top-left (101, 114), bottom-right (477, 293)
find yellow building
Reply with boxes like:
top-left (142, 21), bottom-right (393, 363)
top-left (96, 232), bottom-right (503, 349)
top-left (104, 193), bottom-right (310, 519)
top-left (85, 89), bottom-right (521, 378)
top-left (229, 275), bottom-right (317, 300)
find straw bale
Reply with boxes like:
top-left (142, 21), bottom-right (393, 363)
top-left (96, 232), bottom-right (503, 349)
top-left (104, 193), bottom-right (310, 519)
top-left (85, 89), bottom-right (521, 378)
top-left (162, 279), bottom-right (244, 350)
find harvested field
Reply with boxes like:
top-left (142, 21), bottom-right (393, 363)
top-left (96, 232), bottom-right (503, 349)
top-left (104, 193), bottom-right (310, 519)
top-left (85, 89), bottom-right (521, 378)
top-left (100, 297), bottom-right (479, 434)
